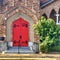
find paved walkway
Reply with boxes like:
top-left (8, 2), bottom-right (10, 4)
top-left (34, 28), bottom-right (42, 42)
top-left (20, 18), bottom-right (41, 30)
top-left (0, 53), bottom-right (60, 60)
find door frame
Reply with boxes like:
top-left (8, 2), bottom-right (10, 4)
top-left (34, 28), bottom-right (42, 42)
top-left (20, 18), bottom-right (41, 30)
top-left (6, 12), bottom-right (34, 43)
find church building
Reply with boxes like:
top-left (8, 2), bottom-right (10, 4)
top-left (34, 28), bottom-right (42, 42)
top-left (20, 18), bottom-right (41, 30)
top-left (0, 0), bottom-right (60, 53)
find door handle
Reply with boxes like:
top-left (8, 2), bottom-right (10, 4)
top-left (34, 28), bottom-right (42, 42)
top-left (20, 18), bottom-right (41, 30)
top-left (20, 35), bottom-right (22, 39)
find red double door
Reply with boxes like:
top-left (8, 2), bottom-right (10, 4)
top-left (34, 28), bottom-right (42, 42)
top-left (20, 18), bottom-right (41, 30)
top-left (12, 18), bottom-right (29, 47)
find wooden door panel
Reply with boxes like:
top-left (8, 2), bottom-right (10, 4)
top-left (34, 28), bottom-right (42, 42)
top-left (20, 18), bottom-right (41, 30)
top-left (12, 18), bottom-right (29, 47)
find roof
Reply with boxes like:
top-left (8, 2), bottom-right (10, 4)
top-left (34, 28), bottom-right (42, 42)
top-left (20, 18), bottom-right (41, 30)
top-left (40, 0), bottom-right (54, 8)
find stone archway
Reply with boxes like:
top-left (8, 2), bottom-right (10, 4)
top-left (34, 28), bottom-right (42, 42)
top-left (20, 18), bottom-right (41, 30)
top-left (6, 12), bottom-right (34, 44)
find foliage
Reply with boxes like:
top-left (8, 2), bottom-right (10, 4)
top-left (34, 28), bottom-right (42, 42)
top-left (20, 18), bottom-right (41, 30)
top-left (33, 16), bottom-right (60, 53)
top-left (51, 40), bottom-right (60, 52)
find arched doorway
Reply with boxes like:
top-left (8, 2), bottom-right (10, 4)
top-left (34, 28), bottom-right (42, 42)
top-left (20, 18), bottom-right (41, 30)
top-left (50, 9), bottom-right (56, 22)
top-left (42, 13), bottom-right (47, 19)
top-left (6, 12), bottom-right (34, 44)
top-left (1, 5), bottom-right (37, 53)
top-left (12, 18), bottom-right (29, 47)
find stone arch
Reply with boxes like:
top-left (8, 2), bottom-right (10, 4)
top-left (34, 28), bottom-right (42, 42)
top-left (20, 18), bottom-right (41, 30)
top-left (2, 6), bottom-right (38, 43)
top-left (6, 12), bottom-right (34, 42)
top-left (50, 9), bottom-right (56, 22)
top-left (42, 13), bottom-right (47, 19)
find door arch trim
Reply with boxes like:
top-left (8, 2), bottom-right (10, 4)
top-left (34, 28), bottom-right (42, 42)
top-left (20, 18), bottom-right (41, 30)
top-left (6, 12), bottom-right (34, 42)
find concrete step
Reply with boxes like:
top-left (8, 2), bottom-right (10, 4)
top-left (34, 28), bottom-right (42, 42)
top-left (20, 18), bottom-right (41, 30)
top-left (4, 47), bottom-right (34, 54)
top-left (9, 46), bottom-right (30, 50)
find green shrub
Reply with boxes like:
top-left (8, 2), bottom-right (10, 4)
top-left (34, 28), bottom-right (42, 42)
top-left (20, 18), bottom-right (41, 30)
top-left (33, 16), bottom-right (60, 53)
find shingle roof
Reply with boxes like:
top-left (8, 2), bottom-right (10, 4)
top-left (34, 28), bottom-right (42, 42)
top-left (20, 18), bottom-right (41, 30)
top-left (40, 0), bottom-right (54, 8)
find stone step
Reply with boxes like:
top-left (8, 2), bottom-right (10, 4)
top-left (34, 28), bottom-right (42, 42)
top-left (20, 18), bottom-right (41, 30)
top-left (5, 51), bottom-right (34, 54)
top-left (5, 50), bottom-right (34, 54)
top-left (4, 46), bottom-right (34, 54)
top-left (9, 46), bottom-right (30, 50)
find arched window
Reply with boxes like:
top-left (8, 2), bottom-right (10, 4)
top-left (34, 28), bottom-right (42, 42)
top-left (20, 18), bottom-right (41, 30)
top-left (42, 13), bottom-right (47, 19)
top-left (50, 9), bottom-right (56, 22)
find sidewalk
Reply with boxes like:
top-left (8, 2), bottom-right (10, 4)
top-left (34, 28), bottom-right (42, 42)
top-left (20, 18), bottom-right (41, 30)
top-left (0, 53), bottom-right (60, 60)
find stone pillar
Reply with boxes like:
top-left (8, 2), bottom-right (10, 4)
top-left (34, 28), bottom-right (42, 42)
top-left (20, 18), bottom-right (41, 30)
top-left (55, 14), bottom-right (60, 25)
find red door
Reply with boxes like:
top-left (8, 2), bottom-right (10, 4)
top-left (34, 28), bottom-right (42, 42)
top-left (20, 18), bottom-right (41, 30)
top-left (12, 18), bottom-right (29, 47)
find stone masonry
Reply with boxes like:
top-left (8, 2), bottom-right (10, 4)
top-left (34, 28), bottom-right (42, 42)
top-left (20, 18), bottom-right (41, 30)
top-left (0, 0), bottom-right (60, 42)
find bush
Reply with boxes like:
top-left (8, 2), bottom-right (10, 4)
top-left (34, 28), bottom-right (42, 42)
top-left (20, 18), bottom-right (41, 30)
top-left (33, 16), bottom-right (60, 53)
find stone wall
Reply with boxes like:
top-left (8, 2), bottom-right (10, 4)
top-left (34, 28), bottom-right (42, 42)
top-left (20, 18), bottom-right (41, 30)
top-left (0, 0), bottom-right (40, 51)
top-left (20, 0), bottom-right (41, 19)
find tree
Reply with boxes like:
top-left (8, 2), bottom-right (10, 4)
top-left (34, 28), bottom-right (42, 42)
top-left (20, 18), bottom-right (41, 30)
top-left (33, 16), bottom-right (60, 53)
